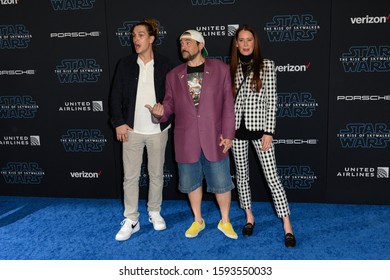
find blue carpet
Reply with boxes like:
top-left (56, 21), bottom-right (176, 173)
top-left (0, 196), bottom-right (389, 260)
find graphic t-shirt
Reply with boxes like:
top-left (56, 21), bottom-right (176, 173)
top-left (187, 64), bottom-right (204, 109)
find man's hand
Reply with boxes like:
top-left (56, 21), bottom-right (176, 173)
top-left (219, 135), bottom-right (233, 154)
top-left (116, 124), bottom-right (132, 142)
top-left (145, 103), bottom-right (164, 119)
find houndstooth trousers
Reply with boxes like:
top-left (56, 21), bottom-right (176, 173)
top-left (232, 138), bottom-right (290, 218)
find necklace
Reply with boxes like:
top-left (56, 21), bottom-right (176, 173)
top-left (240, 60), bottom-right (253, 77)
top-left (240, 60), bottom-right (252, 67)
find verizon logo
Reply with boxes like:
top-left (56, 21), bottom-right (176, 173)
top-left (70, 170), bottom-right (101, 178)
top-left (350, 14), bottom-right (389, 24)
top-left (275, 63), bottom-right (310, 72)
top-left (0, 0), bottom-right (19, 5)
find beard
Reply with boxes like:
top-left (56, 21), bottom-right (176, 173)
top-left (182, 49), bottom-right (200, 61)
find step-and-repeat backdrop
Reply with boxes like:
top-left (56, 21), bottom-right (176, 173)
top-left (1, 0), bottom-right (389, 204)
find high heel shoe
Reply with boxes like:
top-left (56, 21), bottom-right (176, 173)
top-left (284, 233), bottom-right (296, 248)
top-left (242, 222), bottom-right (255, 236)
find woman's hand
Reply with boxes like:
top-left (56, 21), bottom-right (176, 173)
top-left (261, 134), bottom-right (273, 151)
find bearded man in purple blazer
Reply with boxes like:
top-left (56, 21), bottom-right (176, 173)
top-left (146, 30), bottom-right (238, 239)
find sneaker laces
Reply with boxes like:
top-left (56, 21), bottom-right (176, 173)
top-left (120, 218), bottom-right (134, 228)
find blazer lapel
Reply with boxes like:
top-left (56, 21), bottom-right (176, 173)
top-left (177, 65), bottom-right (196, 107)
top-left (196, 60), bottom-right (211, 112)
top-left (201, 59), bottom-right (211, 93)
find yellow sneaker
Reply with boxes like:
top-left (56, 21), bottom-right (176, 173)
top-left (185, 219), bottom-right (205, 238)
top-left (218, 220), bottom-right (238, 239)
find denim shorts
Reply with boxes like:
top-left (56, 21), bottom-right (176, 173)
top-left (177, 151), bottom-right (235, 194)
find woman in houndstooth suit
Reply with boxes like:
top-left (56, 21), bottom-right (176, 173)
top-left (230, 25), bottom-right (296, 247)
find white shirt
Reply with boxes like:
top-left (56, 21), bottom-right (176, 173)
top-left (133, 57), bottom-right (161, 134)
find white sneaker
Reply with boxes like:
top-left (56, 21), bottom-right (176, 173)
top-left (115, 218), bottom-right (140, 241)
top-left (148, 211), bottom-right (166, 231)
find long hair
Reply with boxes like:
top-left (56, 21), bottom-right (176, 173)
top-left (230, 25), bottom-right (264, 97)
top-left (131, 18), bottom-right (159, 44)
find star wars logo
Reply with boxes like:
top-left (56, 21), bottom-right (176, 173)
top-left (264, 14), bottom-right (320, 42)
top-left (0, 24), bottom-right (32, 49)
top-left (116, 20), bottom-right (166, 47)
top-left (55, 59), bottom-right (102, 83)
top-left (340, 45), bottom-right (390, 73)
top-left (0, 95), bottom-right (39, 119)
top-left (277, 92), bottom-right (318, 117)
top-left (190, 0), bottom-right (235, 5)
top-left (50, 0), bottom-right (95, 10)
top-left (277, 165), bottom-right (316, 190)
top-left (60, 129), bottom-right (107, 152)
top-left (1, 162), bottom-right (44, 184)
top-left (337, 123), bottom-right (390, 148)
top-left (139, 164), bottom-right (172, 188)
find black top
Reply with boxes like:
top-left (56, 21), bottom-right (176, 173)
top-left (187, 63), bottom-right (204, 73)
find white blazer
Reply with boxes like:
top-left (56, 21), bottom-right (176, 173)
top-left (234, 59), bottom-right (277, 135)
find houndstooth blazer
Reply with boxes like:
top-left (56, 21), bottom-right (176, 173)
top-left (234, 59), bottom-right (277, 135)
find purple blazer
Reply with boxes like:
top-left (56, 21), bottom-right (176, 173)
top-left (161, 58), bottom-right (235, 164)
